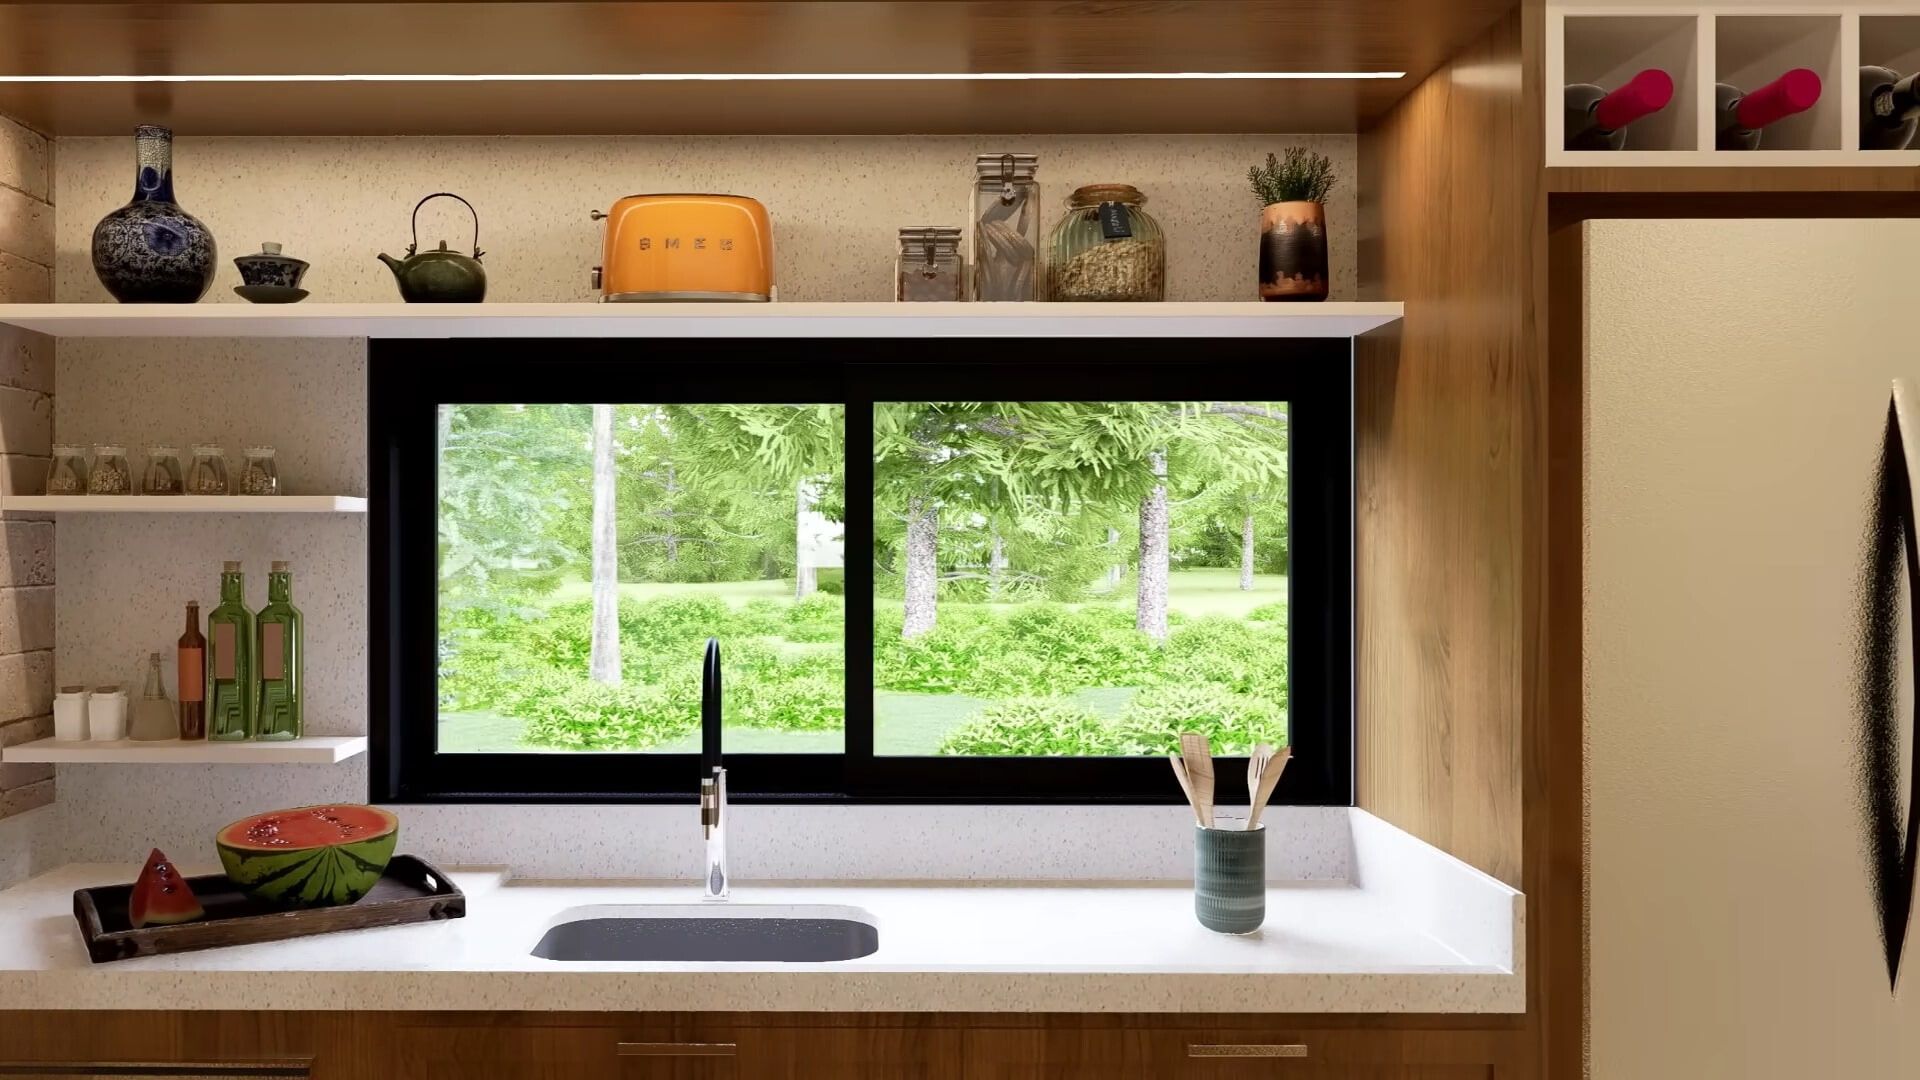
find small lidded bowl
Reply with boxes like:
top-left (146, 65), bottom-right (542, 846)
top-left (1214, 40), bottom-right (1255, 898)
top-left (233, 242), bottom-right (309, 288)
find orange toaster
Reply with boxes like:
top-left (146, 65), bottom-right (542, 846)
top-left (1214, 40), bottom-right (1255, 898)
top-left (590, 193), bottom-right (774, 302)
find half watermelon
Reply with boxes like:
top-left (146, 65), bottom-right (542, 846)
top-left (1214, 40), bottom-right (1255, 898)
top-left (216, 804), bottom-right (399, 908)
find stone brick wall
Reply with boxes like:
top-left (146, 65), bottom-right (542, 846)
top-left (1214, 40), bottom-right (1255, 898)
top-left (0, 112), bottom-right (52, 822)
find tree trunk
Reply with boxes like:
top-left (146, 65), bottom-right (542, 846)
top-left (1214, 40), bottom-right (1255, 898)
top-left (588, 403), bottom-right (622, 685)
top-left (903, 495), bottom-right (938, 638)
top-left (795, 481), bottom-right (817, 599)
top-left (988, 531), bottom-right (1007, 602)
top-left (1136, 450), bottom-right (1170, 641)
top-left (1105, 526), bottom-right (1124, 591)
top-left (1240, 510), bottom-right (1256, 591)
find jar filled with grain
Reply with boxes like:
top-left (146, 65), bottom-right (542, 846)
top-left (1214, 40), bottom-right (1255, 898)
top-left (896, 227), bottom-right (966, 302)
top-left (1046, 184), bottom-right (1166, 302)
top-left (186, 445), bottom-right (229, 495)
top-left (44, 445), bottom-right (88, 495)
top-left (87, 445), bottom-right (132, 494)
top-left (240, 446), bottom-right (279, 495)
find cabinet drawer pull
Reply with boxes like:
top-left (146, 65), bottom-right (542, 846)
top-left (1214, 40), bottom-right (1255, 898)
top-left (1187, 1044), bottom-right (1309, 1059)
top-left (616, 1043), bottom-right (738, 1058)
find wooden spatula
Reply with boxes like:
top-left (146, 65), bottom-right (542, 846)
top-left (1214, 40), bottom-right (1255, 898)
top-left (1168, 754), bottom-right (1207, 827)
top-left (1246, 746), bottom-right (1291, 831)
top-left (1179, 732), bottom-right (1214, 828)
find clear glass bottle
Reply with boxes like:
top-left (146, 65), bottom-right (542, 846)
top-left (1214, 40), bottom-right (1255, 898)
top-left (972, 153), bottom-right (1039, 301)
top-left (143, 446), bottom-right (183, 495)
top-left (87, 445), bottom-right (132, 494)
top-left (255, 561), bottom-right (303, 741)
top-left (44, 445), bottom-right (89, 495)
top-left (896, 227), bottom-right (966, 302)
top-left (239, 446), bottom-right (279, 495)
top-left (206, 562), bottom-right (255, 741)
top-left (1048, 184), bottom-right (1167, 302)
top-left (186, 445), bottom-right (229, 495)
top-left (129, 651), bottom-right (176, 741)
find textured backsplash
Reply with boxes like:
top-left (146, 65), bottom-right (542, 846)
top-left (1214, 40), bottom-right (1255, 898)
top-left (53, 134), bottom-right (1356, 304)
top-left (27, 132), bottom-right (1358, 883)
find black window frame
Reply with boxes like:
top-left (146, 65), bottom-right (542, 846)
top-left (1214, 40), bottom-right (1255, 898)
top-left (371, 337), bottom-right (1352, 806)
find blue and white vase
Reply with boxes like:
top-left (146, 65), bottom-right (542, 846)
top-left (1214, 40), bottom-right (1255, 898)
top-left (91, 126), bottom-right (216, 303)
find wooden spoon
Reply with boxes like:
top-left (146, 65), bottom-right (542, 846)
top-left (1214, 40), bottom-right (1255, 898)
top-left (1246, 746), bottom-right (1291, 831)
top-left (1179, 732), bottom-right (1215, 828)
top-left (1168, 754), bottom-right (1206, 827)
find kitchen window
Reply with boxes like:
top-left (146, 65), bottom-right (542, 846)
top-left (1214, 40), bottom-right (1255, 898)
top-left (371, 340), bottom-right (1351, 804)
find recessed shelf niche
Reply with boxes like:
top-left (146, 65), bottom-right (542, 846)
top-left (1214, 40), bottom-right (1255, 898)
top-left (1713, 14), bottom-right (1844, 152)
top-left (1563, 15), bottom-right (1700, 151)
top-left (1860, 16), bottom-right (1920, 150)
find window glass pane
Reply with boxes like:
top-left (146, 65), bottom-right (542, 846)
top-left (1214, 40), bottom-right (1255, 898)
top-left (872, 402), bottom-right (1290, 757)
top-left (437, 403), bottom-right (845, 754)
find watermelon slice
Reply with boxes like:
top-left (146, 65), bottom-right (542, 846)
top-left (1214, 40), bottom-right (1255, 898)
top-left (129, 848), bottom-right (205, 929)
top-left (216, 804), bottom-right (399, 909)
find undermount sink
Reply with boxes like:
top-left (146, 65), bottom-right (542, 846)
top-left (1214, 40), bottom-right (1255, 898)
top-left (531, 904), bottom-right (880, 963)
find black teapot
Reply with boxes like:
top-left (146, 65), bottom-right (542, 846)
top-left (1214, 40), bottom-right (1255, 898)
top-left (378, 193), bottom-right (487, 303)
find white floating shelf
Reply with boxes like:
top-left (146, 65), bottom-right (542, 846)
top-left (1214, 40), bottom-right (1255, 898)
top-left (2, 735), bottom-right (367, 765)
top-left (0, 302), bottom-right (1404, 340)
top-left (2, 495), bottom-right (367, 513)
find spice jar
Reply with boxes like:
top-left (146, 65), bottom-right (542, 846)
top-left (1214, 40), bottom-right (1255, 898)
top-left (1047, 184), bottom-right (1167, 302)
top-left (186, 445), bottom-right (229, 495)
top-left (896, 227), bottom-right (966, 302)
top-left (87, 445), bottom-right (132, 494)
top-left (972, 153), bottom-right (1039, 301)
top-left (240, 446), bottom-right (279, 495)
top-left (44, 445), bottom-right (89, 495)
top-left (143, 446), bottom-right (183, 494)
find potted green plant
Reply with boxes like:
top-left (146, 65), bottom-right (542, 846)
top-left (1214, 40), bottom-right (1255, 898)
top-left (1248, 148), bottom-right (1336, 302)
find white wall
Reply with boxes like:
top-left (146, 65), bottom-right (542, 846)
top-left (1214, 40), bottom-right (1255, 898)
top-left (1587, 218), bottom-right (1920, 1078)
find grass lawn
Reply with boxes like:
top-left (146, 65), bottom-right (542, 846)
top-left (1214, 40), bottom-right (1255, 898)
top-left (548, 576), bottom-right (799, 606)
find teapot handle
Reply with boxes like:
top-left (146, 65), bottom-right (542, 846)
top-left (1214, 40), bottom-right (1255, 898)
top-left (411, 192), bottom-right (483, 259)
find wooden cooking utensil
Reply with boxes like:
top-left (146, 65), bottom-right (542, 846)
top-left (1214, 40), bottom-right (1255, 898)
top-left (1168, 754), bottom-right (1206, 827)
top-left (1246, 746), bottom-right (1291, 831)
top-left (1179, 732), bottom-right (1215, 828)
top-left (1246, 743), bottom-right (1273, 805)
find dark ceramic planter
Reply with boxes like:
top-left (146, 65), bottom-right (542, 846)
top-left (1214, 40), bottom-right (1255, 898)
top-left (91, 126), bottom-right (216, 304)
top-left (1257, 200), bottom-right (1328, 302)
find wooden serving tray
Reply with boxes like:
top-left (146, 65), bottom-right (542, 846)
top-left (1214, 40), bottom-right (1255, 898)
top-left (72, 854), bottom-right (466, 964)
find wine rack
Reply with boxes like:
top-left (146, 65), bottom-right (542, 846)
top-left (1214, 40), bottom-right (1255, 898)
top-left (1550, 3), bottom-right (1920, 165)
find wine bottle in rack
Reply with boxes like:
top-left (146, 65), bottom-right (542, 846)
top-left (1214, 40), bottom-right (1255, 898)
top-left (1715, 68), bottom-right (1822, 150)
top-left (1564, 68), bottom-right (1675, 151)
top-left (1861, 66), bottom-right (1920, 150)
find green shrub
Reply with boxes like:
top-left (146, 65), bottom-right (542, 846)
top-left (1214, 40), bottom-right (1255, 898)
top-left (784, 592), bottom-right (843, 643)
top-left (1109, 685), bottom-right (1286, 755)
top-left (936, 697), bottom-right (1116, 756)
top-left (1246, 602), bottom-right (1288, 623)
top-left (735, 670), bottom-right (844, 731)
top-left (520, 677), bottom-right (701, 751)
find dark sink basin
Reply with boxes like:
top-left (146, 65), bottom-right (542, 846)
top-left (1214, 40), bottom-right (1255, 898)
top-left (531, 905), bottom-right (879, 963)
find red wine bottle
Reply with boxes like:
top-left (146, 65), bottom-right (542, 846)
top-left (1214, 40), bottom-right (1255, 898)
top-left (1861, 65), bottom-right (1920, 150)
top-left (1715, 68), bottom-right (1822, 150)
top-left (1564, 69), bottom-right (1674, 150)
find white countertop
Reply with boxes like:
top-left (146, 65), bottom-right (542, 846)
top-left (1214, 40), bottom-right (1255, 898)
top-left (0, 815), bottom-right (1524, 1013)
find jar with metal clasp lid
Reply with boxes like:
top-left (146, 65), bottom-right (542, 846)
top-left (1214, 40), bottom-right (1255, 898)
top-left (972, 153), bottom-right (1039, 301)
top-left (896, 227), bottom-right (966, 302)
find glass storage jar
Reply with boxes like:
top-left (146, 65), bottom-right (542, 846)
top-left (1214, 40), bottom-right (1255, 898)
top-left (142, 446), bottom-right (183, 494)
top-left (896, 227), bottom-right (966, 302)
top-left (1047, 184), bottom-right (1166, 302)
top-left (87, 445), bottom-right (132, 494)
top-left (44, 445), bottom-right (89, 495)
top-left (972, 153), bottom-right (1039, 301)
top-left (240, 446), bottom-right (279, 495)
top-left (186, 445), bottom-right (229, 495)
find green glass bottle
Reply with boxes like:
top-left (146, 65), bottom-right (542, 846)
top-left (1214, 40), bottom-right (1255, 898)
top-left (206, 561), bottom-right (255, 741)
top-left (255, 560), bottom-right (303, 741)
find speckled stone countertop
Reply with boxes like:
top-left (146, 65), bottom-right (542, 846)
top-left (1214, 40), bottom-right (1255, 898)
top-left (0, 814), bottom-right (1523, 1013)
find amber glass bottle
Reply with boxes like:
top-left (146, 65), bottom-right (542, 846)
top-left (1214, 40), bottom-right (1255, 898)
top-left (176, 601), bottom-right (206, 740)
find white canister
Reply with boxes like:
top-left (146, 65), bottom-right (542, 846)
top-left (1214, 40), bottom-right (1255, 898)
top-left (52, 685), bottom-right (89, 741)
top-left (87, 684), bottom-right (128, 741)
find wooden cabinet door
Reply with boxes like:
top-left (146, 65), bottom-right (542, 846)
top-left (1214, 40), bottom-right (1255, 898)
top-left (385, 1022), bottom-right (629, 1080)
top-left (718, 1027), bottom-right (962, 1080)
top-left (964, 1029), bottom-right (1507, 1080)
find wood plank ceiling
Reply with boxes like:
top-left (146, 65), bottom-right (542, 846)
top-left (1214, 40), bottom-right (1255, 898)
top-left (0, 1), bottom-right (1517, 135)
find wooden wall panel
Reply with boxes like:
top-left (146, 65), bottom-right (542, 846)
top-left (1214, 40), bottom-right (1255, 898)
top-left (1355, 7), bottom-right (1539, 891)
